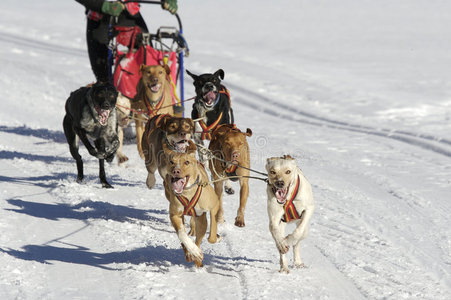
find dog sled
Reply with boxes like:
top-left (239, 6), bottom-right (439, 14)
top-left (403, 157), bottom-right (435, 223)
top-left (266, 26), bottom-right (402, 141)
top-left (109, 0), bottom-right (189, 115)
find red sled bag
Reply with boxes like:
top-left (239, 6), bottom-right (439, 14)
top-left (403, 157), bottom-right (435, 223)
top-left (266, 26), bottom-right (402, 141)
top-left (113, 26), bottom-right (141, 99)
top-left (113, 26), bottom-right (179, 100)
top-left (135, 45), bottom-right (178, 85)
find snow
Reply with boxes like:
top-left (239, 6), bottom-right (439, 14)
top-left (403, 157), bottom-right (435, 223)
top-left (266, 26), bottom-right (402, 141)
top-left (1, 0), bottom-right (451, 299)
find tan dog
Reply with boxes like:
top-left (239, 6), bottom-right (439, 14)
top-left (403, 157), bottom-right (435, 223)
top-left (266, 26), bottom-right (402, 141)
top-left (133, 64), bottom-right (175, 159)
top-left (208, 124), bottom-right (252, 227)
top-left (265, 155), bottom-right (314, 273)
top-left (142, 114), bottom-right (195, 189)
top-left (163, 146), bottom-right (220, 267)
top-left (115, 92), bottom-right (131, 164)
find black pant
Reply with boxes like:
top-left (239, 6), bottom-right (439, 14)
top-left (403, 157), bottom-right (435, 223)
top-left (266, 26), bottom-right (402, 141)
top-left (86, 14), bottom-right (148, 83)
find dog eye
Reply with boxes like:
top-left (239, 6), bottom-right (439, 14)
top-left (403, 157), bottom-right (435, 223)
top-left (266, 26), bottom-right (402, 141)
top-left (270, 171), bottom-right (276, 175)
top-left (285, 170), bottom-right (291, 175)
top-left (170, 160), bottom-right (175, 165)
top-left (184, 161), bottom-right (190, 165)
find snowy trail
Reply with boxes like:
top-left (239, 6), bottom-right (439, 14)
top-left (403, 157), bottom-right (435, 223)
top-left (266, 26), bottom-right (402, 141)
top-left (1, 0), bottom-right (451, 299)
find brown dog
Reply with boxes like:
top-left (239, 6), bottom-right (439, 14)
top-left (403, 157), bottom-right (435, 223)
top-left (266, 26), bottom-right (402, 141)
top-left (133, 64), bottom-right (175, 159)
top-left (163, 145), bottom-right (220, 267)
top-left (208, 124), bottom-right (253, 227)
top-left (142, 114), bottom-right (195, 189)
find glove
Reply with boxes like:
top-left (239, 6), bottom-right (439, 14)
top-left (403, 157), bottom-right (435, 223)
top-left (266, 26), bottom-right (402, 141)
top-left (101, 1), bottom-right (125, 17)
top-left (161, 0), bottom-right (178, 14)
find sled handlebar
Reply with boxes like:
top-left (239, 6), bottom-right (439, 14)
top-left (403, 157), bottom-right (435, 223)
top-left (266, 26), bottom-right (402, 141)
top-left (122, 0), bottom-right (182, 32)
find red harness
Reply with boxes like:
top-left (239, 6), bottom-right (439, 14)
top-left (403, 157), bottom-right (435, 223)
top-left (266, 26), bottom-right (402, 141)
top-left (175, 185), bottom-right (203, 216)
top-left (281, 176), bottom-right (302, 223)
top-left (199, 111), bottom-right (223, 140)
top-left (144, 93), bottom-right (166, 118)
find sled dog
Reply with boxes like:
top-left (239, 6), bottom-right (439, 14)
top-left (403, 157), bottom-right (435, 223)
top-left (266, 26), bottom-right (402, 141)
top-left (63, 81), bottom-right (119, 188)
top-left (265, 155), bottom-right (314, 273)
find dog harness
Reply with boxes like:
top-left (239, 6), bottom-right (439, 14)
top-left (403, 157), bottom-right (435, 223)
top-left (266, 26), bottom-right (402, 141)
top-left (175, 184), bottom-right (203, 216)
top-left (197, 87), bottom-right (231, 140)
top-left (144, 92), bottom-right (165, 118)
top-left (199, 111), bottom-right (223, 140)
top-left (280, 176), bottom-right (302, 223)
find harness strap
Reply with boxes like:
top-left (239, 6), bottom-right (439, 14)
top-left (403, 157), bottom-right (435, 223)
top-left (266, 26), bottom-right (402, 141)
top-left (219, 86), bottom-right (231, 106)
top-left (175, 185), bottom-right (203, 216)
top-left (199, 111), bottom-right (223, 140)
top-left (144, 92), bottom-right (165, 118)
top-left (281, 176), bottom-right (302, 223)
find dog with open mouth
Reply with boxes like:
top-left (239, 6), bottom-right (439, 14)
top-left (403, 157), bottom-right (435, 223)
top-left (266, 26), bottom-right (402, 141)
top-left (132, 64), bottom-right (177, 159)
top-left (63, 81), bottom-right (119, 188)
top-left (141, 114), bottom-right (195, 189)
top-left (163, 145), bottom-right (220, 267)
top-left (265, 155), bottom-right (315, 273)
top-left (186, 69), bottom-right (234, 162)
top-left (208, 124), bottom-right (253, 227)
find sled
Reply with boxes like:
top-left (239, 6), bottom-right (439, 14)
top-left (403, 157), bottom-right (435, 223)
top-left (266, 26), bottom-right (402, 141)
top-left (109, 0), bottom-right (189, 114)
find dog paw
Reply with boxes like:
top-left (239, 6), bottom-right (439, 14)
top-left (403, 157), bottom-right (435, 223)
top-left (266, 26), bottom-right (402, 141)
top-left (208, 233), bottom-right (221, 244)
top-left (225, 186), bottom-right (235, 195)
top-left (276, 241), bottom-right (289, 254)
top-left (105, 153), bottom-right (115, 163)
top-left (101, 181), bottom-right (114, 189)
top-left (294, 262), bottom-right (306, 269)
top-left (96, 152), bottom-right (107, 159)
top-left (189, 247), bottom-right (203, 262)
top-left (117, 154), bottom-right (129, 164)
top-left (234, 216), bottom-right (245, 227)
top-left (187, 228), bottom-right (196, 236)
top-left (279, 266), bottom-right (290, 274)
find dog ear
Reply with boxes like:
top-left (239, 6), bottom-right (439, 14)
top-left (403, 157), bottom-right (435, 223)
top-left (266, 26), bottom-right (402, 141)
top-left (139, 64), bottom-right (147, 74)
top-left (245, 128), bottom-right (253, 137)
top-left (282, 154), bottom-right (294, 160)
top-left (214, 69), bottom-right (225, 80)
top-left (186, 69), bottom-right (198, 81)
top-left (188, 118), bottom-right (195, 132)
top-left (187, 142), bottom-right (197, 155)
top-left (163, 64), bottom-right (171, 75)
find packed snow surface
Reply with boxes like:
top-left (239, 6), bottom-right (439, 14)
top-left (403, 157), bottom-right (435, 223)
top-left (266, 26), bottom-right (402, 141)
top-left (0, 1), bottom-right (450, 299)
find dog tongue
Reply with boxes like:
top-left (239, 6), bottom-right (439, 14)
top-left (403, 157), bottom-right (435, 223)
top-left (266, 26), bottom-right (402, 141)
top-left (151, 83), bottom-right (161, 93)
top-left (275, 188), bottom-right (288, 204)
top-left (175, 141), bottom-right (189, 152)
top-left (172, 177), bottom-right (186, 194)
top-left (204, 91), bottom-right (216, 104)
top-left (97, 109), bottom-right (110, 126)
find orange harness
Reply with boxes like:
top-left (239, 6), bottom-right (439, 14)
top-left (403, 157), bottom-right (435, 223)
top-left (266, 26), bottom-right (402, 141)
top-left (175, 184), bottom-right (203, 216)
top-left (281, 176), bottom-right (302, 223)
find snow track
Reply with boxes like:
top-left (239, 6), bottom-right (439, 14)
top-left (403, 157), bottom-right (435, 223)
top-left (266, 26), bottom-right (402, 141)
top-left (1, 1), bottom-right (451, 299)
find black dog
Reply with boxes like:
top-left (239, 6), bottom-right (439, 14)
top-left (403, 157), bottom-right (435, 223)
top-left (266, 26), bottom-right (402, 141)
top-left (186, 69), bottom-right (234, 160)
top-left (63, 82), bottom-right (119, 188)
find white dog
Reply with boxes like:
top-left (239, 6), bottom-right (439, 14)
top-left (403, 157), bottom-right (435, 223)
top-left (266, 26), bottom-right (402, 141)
top-left (265, 155), bottom-right (314, 273)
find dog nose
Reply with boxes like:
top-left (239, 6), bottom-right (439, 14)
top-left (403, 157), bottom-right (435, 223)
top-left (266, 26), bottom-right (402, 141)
top-left (275, 180), bottom-right (285, 188)
top-left (204, 82), bottom-right (214, 90)
top-left (172, 168), bottom-right (181, 176)
top-left (180, 132), bottom-right (187, 138)
top-left (101, 102), bottom-right (111, 110)
top-left (231, 151), bottom-right (240, 160)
